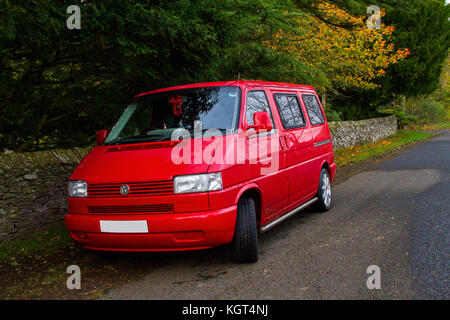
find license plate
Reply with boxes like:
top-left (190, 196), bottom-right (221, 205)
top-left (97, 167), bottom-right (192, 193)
top-left (100, 220), bottom-right (148, 233)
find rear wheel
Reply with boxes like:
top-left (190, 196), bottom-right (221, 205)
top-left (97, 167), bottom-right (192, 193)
top-left (232, 197), bottom-right (258, 263)
top-left (316, 168), bottom-right (332, 211)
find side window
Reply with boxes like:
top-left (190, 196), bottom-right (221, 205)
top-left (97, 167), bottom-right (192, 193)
top-left (273, 93), bottom-right (306, 129)
top-left (302, 94), bottom-right (325, 125)
top-left (245, 90), bottom-right (274, 127)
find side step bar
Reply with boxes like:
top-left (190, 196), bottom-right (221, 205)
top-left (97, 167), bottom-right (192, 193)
top-left (259, 197), bottom-right (318, 233)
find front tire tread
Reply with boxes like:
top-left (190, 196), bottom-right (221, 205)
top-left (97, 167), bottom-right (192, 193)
top-left (232, 197), bottom-right (258, 263)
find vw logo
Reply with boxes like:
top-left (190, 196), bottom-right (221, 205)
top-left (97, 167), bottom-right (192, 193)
top-left (120, 184), bottom-right (130, 195)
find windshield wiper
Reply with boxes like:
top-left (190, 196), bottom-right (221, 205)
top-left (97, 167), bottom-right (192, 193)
top-left (106, 134), bottom-right (168, 145)
top-left (185, 128), bottom-right (231, 133)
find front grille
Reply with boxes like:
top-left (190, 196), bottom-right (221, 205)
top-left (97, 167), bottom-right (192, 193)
top-left (88, 204), bottom-right (174, 214)
top-left (87, 180), bottom-right (173, 198)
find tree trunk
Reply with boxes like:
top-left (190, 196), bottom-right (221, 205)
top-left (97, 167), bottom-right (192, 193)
top-left (321, 90), bottom-right (326, 111)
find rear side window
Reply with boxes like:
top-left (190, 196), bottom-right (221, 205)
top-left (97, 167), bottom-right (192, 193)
top-left (245, 90), bottom-right (274, 127)
top-left (302, 94), bottom-right (325, 125)
top-left (273, 93), bottom-right (306, 129)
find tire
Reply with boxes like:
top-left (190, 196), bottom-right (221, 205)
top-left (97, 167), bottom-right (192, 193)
top-left (232, 197), bottom-right (258, 263)
top-left (316, 168), bottom-right (332, 212)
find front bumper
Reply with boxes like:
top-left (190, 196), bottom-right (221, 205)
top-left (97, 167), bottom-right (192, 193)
top-left (65, 205), bottom-right (237, 251)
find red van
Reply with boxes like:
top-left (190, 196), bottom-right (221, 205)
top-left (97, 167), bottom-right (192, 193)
top-left (65, 81), bottom-right (335, 262)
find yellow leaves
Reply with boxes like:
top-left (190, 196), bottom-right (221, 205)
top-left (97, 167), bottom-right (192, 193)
top-left (265, 1), bottom-right (410, 90)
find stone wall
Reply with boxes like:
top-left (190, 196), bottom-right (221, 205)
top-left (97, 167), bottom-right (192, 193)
top-left (0, 116), bottom-right (397, 242)
top-left (329, 115), bottom-right (397, 149)
top-left (0, 148), bottom-right (90, 242)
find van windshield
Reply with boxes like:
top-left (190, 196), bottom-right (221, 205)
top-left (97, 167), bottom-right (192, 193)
top-left (104, 86), bottom-right (241, 145)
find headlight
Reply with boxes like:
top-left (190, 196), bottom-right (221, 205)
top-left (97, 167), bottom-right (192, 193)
top-left (68, 180), bottom-right (87, 197)
top-left (174, 172), bottom-right (223, 194)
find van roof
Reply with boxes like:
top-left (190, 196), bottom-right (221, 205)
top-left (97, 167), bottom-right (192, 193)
top-left (133, 81), bottom-right (316, 100)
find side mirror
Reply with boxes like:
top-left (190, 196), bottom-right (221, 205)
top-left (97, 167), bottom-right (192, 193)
top-left (96, 130), bottom-right (108, 145)
top-left (247, 111), bottom-right (272, 134)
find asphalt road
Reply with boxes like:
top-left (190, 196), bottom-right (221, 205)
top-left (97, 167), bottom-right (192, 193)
top-left (102, 131), bottom-right (449, 299)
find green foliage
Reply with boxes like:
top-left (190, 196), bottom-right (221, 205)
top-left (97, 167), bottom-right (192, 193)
top-left (378, 106), bottom-right (418, 128)
top-left (0, 0), bottom-right (448, 150)
top-left (379, 0), bottom-right (450, 98)
top-left (328, 87), bottom-right (383, 120)
top-left (408, 100), bottom-right (447, 124)
top-left (429, 54), bottom-right (450, 115)
top-left (327, 0), bottom-right (449, 120)
top-left (0, 0), bottom-right (318, 151)
top-left (324, 104), bottom-right (343, 122)
top-left (380, 95), bottom-right (448, 128)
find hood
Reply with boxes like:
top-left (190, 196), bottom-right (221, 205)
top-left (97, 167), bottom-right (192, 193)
top-left (70, 139), bottom-right (213, 183)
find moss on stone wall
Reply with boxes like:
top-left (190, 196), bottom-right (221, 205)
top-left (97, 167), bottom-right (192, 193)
top-left (0, 147), bottom-right (90, 173)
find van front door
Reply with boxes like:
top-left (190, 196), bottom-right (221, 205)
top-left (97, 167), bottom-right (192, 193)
top-left (242, 88), bottom-right (288, 224)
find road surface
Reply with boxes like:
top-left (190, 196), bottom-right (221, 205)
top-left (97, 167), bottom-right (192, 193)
top-left (102, 131), bottom-right (449, 299)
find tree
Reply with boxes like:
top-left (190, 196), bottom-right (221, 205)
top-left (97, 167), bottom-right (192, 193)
top-left (0, 0), bottom-right (317, 151)
top-left (293, 0), bottom-right (449, 118)
top-left (1, 0), bottom-right (447, 149)
top-left (265, 2), bottom-right (410, 92)
top-left (379, 0), bottom-right (450, 98)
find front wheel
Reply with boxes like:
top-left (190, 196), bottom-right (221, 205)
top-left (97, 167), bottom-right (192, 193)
top-left (232, 197), bottom-right (258, 263)
top-left (316, 168), bottom-right (332, 211)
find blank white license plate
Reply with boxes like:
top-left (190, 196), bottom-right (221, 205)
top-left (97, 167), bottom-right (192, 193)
top-left (100, 220), bottom-right (148, 233)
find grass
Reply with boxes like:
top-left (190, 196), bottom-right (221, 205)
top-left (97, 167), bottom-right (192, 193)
top-left (0, 227), bottom-right (151, 299)
top-left (409, 122), bottom-right (450, 130)
top-left (0, 227), bottom-right (81, 299)
top-left (0, 227), bottom-right (72, 264)
top-left (334, 130), bottom-right (435, 167)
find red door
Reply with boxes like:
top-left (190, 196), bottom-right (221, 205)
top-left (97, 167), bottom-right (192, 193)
top-left (300, 92), bottom-right (332, 189)
top-left (241, 87), bottom-right (289, 224)
top-left (270, 90), bottom-right (317, 208)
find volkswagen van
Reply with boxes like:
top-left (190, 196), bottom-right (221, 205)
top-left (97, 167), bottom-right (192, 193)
top-left (65, 81), bottom-right (336, 262)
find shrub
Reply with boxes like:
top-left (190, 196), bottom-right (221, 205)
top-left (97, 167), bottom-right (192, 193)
top-left (410, 100), bottom-right (447, 124)
top-left (324, 105), bottom-right (343, 122)
top-left (378, 105), bottom-right (418, 129)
